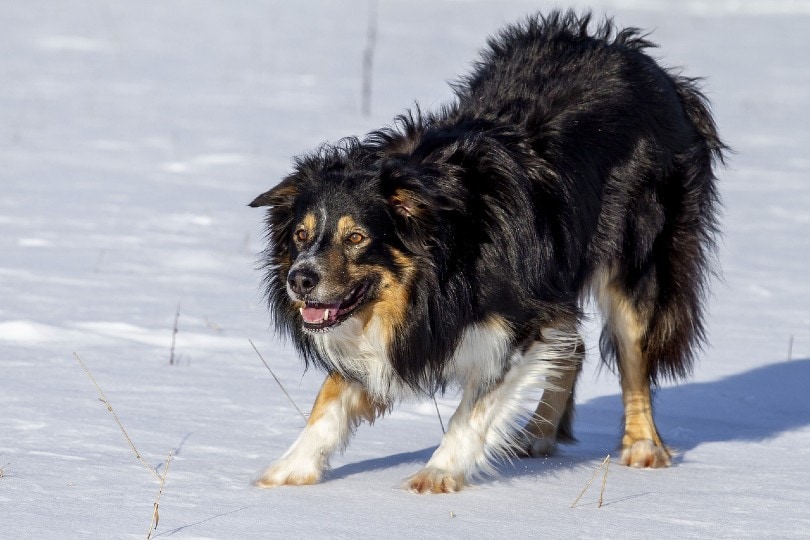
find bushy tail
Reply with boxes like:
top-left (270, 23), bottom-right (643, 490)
top-left (673, 75), bottom-right (727, 164)
top-left (643, 75), bottom-right (725, 383)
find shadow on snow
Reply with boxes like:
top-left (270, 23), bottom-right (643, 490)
top-left (328, 359), bottom-right (810, 481)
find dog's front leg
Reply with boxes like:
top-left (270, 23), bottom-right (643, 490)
top-left (405, 328), bottom-right (577, 493)
top-left (406, 348), bottom-right (550, 494)
top-left (406, 379), bottom-right (514, 494)
top-left (254, 373), bottom-right (386, 488)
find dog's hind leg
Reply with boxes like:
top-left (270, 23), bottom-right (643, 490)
top-left (516, 335), bottom-right (584, 457)
top-left (595, 137), bottom-right (717, 468)
top-left (596, 272), bottom-right (671, 468)
top-left (614, 304), bottom-right (671, 468)
top-left (254, 373), bottom-right (387, 487)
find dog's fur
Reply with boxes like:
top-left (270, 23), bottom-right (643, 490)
top-left (250, 11), bottom-right (723, 493)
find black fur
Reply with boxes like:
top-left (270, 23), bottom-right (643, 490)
top-left (252, 10), bottom-right (723, 395)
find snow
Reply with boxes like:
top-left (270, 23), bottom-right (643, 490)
top-left (2, 0), bottom-right (809, 537)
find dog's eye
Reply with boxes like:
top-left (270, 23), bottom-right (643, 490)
top-left (347, 232), bottom-right (365, 245)
top-left (295, 229), bottom-right (309, 243)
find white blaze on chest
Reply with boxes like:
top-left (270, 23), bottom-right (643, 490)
top-left (313, 316), bottom-right (405, 401)
top-left (313, 315), bottom-right (516, 402)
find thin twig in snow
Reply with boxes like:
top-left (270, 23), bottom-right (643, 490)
top-left (249, 339), bottom-right (308, 422)
top-left (75, 353), bottom-right (175, 535)
top-left (146, 449), bottom-right (173, 540)
top-left (73, 352), bottom-right (161, 481)
top-left (169, 302), bottom-right (180, 365)
top-left (598, 454), bottom-right (610, 507)
top-left (571, 454), bottom-right (611, 509)
top-left (361, 0), bottom-right (378, 117)
top-left (432, 394), bottom-right (446, 434)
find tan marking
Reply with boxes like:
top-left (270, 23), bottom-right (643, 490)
top-left (336, 215), bottom-right (359, 239)
top-left (595, 267), bottom-right (671, 467)
top-left (483, 313), bottom-right (512, 337)
top-left (302, 212), bottom-right (317, 232)
top-left (389, 189), bottom-right (421, 218)
top-left (388, 247), bottom-right (413, 269)
top-left (307, 373), bottom-right (387, 427)
top-left (359, 247), bottom-right (417, 346)
top-left (523, 363), bottom-right (579, 442)
top-left (307, 216), bottom-right (356, 280)
top-left (272, 180), bottom-right (299, 200)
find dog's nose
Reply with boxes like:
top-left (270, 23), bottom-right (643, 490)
top-left (288, 267), bottom-right (320, 296)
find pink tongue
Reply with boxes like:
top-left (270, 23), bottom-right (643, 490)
top-left (302, 303), bottom-right (341, 325)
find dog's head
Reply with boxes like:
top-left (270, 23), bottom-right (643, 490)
top-left (250, 142), bottom-right (435, 335)
top-left (250, 123), bottom-right (533, 386)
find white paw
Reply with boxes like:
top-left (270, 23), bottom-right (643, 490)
top-left (253, 455), bottom-right (323, 488)
top-left (620, 439), bottom-right (672, 468)
top-left (405, 467), bottom-right (465, 494)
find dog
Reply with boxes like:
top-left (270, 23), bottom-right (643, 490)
top-left (250, 10), bottom-right (723, 493)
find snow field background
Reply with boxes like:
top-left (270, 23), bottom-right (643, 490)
top-left (1, 0), bottom-right (809, 537)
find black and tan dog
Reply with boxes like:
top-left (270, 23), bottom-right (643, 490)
top-left (250, 11), bottom-right (723, 493)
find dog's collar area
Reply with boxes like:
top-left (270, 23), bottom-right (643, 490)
top-left (299, 281), bottom-right (371, 332)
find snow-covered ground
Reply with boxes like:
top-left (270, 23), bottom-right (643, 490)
top-left (2, 1), bottom-right (809, 537)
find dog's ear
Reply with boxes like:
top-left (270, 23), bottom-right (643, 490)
top-left (388, 187), bottom-right (429, 220)
top-left (249, 176), bottom-right (299, 208)
top-left (382, 158), bottom-right (429, 218)
top-left (380, 158), bottom-right (445, 260)
top-left (250, 176), bottom-right (300, 266)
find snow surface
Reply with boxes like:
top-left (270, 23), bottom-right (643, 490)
top-left (2, 0), bottom-right (809, 538)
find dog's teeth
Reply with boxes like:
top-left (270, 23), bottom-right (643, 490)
top-left (323, 309), bottom-right (330, 321)
top-left (299, 307), bottom-right (303, 316)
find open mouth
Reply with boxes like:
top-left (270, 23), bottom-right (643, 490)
top-left (299, 281), bottom-right (372, 333)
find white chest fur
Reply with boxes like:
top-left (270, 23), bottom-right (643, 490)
top-left (312, 316), bottom-right (516, 402)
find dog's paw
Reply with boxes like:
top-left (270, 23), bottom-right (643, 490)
top-left (525, 437), bottom-right (558, 457)
top-left (253, 456), bottom-right (322, 488)
top-left (405, 467), bottom-right (465, 494)
top-left (620, 439), bottom-right (672, 468)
